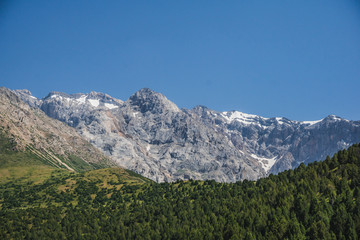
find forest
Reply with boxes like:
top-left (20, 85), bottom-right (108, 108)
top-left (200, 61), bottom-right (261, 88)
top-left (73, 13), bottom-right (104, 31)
top-left (1, 144), bottom-right (360, 239)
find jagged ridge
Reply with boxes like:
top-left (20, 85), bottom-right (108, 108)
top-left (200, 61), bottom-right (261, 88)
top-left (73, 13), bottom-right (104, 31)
top-left (14, 87), bottom-right (360, 182)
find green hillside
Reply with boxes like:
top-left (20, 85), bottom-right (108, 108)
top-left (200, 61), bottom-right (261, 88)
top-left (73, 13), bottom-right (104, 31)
top-left (1, 144), bottom-right (360, 239)
top-left (0, 130), bottom-right (44, 168)
top-left (0, 128), bottom-right (111, 173)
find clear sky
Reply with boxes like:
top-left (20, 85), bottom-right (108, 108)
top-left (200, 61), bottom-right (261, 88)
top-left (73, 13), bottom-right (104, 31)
top-left (1, 0), bottom-right (360, 121)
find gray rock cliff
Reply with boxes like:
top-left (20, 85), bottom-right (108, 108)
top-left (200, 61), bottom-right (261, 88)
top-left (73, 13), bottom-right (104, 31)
top-left (14, 88), bottom-right (360, 182)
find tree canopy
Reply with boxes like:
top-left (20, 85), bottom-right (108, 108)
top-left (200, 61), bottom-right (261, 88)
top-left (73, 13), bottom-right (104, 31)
top-left (1, 144), bottom-right (360, 239)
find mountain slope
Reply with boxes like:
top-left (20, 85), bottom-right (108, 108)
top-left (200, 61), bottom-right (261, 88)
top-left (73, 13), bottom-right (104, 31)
top-left (195, 106), bottom-right (360, 174)
top-left (15, 88), bottom-right (360, 182)
top-left (17, 88), bottom-right (265, 182)
top-left (0, 87), bottom-right (114, 171)
top-left (1, 143), bottom-right (359, 239)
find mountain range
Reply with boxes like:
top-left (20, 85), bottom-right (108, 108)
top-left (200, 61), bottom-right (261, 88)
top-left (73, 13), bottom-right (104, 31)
top-left (9, 87), bottom-right (360, 182)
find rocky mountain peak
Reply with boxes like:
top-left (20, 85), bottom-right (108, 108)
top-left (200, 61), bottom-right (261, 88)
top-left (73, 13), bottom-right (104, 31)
top-left (1, 87), bottom-right (24, 105)
top-left (323, 115), bottom-right (345, 122)
top-left (87, 91), bottom-right (107, 99)
top-left (87, 91), bottom-right (123, 105)
top-left (14, 89), bottom-right (32, 96)
top-left (128, 88), bottom-right (180, 114)
top-left (40, 91), bottom-right (123, 109)
top-left (192, 105), bottom-right (209, 112)
top-left (13, 89), bottom-right (40, 108)
top-left (44, 91), bottom-right (71, 99)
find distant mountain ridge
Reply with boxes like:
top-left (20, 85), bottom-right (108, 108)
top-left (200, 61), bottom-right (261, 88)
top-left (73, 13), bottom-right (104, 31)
top-left (14, 87), bottom-right (360, 182)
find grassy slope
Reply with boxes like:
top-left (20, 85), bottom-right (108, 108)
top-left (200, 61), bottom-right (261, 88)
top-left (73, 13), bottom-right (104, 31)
top-left (0, 128), bottom-right (152, 209)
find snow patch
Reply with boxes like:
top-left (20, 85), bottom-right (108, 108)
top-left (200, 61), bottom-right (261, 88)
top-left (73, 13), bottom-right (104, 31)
top-left (337, 139), bottom-right (351, 148)
top-left (250, 154), bottom-right (277, 172)
top-left (222, 111), bottom-right (264, 123)
top-left (132, 112), bottom-right (140, 118)
top-left (330, 115), bottom-right (347, 122)
top-left (30, 96), bottom-right (37, 99)
top-left (302, 119), bottom-right (323, 126)
top-left (88, 99), bottom-right (100, 107)
top-left (76, 95), bottom-right (87, 104)
top-left (276, 117), bottom-right (286, 125)
top-left (50, 95), bottom-right (65, 102)
top-left (222, 111), bottom-right (268, 129)
top-left (104, 103), bottom-right (118, 109)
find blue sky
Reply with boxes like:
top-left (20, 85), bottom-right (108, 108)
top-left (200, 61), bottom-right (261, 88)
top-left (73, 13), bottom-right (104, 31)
top-left (1, 0), bottom-right (360, 121)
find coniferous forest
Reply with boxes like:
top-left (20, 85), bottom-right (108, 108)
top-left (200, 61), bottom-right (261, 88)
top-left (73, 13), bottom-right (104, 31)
top-left (1, 144), bottom-right (360, 239)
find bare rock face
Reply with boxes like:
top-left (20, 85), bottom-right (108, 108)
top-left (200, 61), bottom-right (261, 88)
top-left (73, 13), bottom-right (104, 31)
top-left (117, 89), bottom-right (264, 182)
top-left (15, 88), bottom-right (360, 182)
